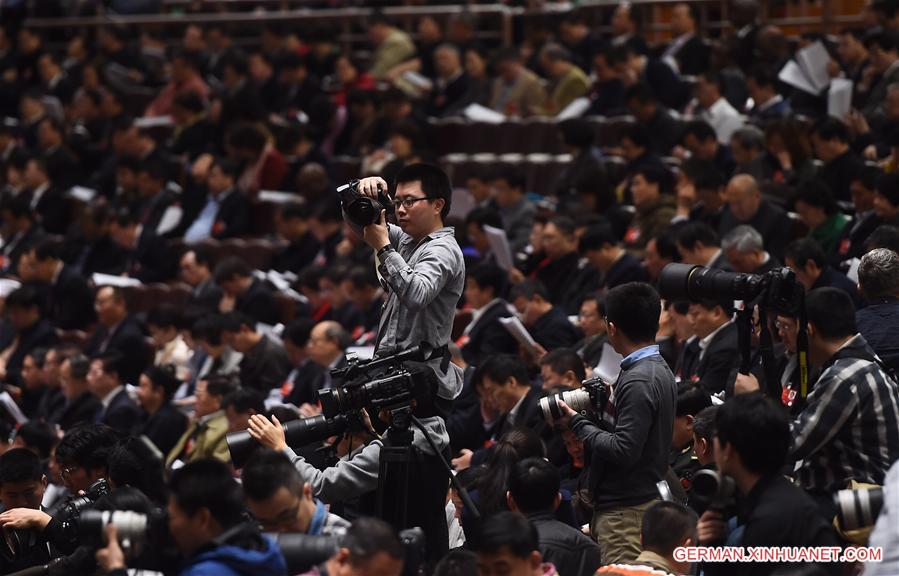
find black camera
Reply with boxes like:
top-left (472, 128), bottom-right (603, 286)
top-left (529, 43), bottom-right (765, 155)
top-left (690, 469), bottom-right (737, 513)
top-left (60, 478), bottom-right (110, 520)
top-left (266, 533), bottom-right (339, 574)
top-left (227, 413), bottom-right (352, 469)
top-left (399, 527), bottom-right (426, 576)
top-left (658, 263), bottom-right (803, 314)
top-left (835, 487), bottom-right (884, 531)
top-left (337, 179), bottom-right (395, 229)
top-left (539, 376), bottom-right (610, 422)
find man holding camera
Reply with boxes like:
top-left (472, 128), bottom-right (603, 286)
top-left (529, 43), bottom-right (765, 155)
top-left (557, 282), bottom-right (677, 565)
top-left (248, 163), bottom-right (464, 563)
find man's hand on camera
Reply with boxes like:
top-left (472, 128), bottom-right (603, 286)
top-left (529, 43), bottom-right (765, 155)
top-left (357, 176), bottom-right (389, 198)
top-left (364, 209), bottom-right (390, 251)
top-left (697, 510), bottom-right (727, 545)
top-left (96, 523), bottom-right (126, 573)
top-left (247, 414), bottom-right (288, 451)
top-left (0, 508), bottom-right (51, 530)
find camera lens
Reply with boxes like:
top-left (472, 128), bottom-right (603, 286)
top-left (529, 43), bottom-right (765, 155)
top-left (835, 487), bottom-right (884, 531)
top-left (539, 389), bottom-right (591, 421)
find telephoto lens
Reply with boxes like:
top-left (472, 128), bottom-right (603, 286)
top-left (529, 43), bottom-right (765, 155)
top-left (265, 533), bottom-right (339, 574)
top-left (539, 389), bottom-right (592, 422)
top-left (227, 414), bottom-right (349, 469)
top-left (79, 510), bottom-right (150, 552)
top-left (834, 487), bottom-right (884, 531)
top-left (689, 469), bottom-right (737, 512)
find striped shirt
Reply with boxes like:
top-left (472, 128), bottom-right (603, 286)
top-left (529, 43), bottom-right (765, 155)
top-left (790, 334), bottom-right (899, 492)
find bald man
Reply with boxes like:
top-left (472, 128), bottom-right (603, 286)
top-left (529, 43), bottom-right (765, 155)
top-left (718, 174), bottom-right (792, 260)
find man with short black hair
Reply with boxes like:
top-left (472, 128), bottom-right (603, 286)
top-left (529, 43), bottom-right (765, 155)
top-left (675, 221), bottom-right (730, 270)
top-left (21, 240), bottom-right (95, 330)
top-left (221, 312), bottom-right (292, 394)
top-left (508, 458), bottom-right (600, 576)
top-left (166, 376), bottom-right (237, 467)
top-left (135, 365), bottom-right (188, 456)
top-left (473, 511), bottom-right (557, 576)
top-left (184, 158), bottom-right (251, 243)
top-left (243, 449), bottom-right (349, 536)
top-left (698, 394), bottom-right (839, 576)
top-left (579, 224), bottom-right (648, 291)
top-left (671, 383), bottom-right (712, 489)
top-left (86, 286), bottom-right (149, 386)
top-left (222, 387), bottom-right (266, 434)
top-left (0, 285), bottom-right (58, 388)
top-left (88, 351), bottom-right (140, 435)
top-left (811, 118), bottom-right (865, 203)
top-left (789, 288), bottom-right (899, 515)
top-left (326, 517), bottom-right (405, 576)
top-left (559, 282), bottom-right (677, 565)
top-left (856, 248), bottom-right (899, 373)
top-left (53, 354), bottom-right (102, 431)
top-left (490, 166), bottom-right (537, 254)
top-left (180, 248), bottom-right (223, 314)
top-left (0, 449), bottom-right (54, 573)
top-left (510, 280), bottom-right (580, 351)
top-left (784, 238), bottom-right (859, 302)
top-left (461, 263), bottom-right (518, 367)
top-left (677, 299), bottom-right (739, 395)
top-left (214, 256), bottom-right (279, 326)
top-left (539, 349), bottom-right (586, 392)
top-left (536, 216), bottom-right (594, 312)
top-left (575, 293), bottom-right (608, 369)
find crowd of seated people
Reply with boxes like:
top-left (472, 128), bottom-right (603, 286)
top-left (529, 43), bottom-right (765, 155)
top-left (1, 1), bottom-right (899, 574)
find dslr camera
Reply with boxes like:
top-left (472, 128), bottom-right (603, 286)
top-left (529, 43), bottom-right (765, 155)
top-left (540, 376), bottom-right (610, 422)
top-left (690, 469), bottom-right (737, 515)
top-left (337, 179), bottom-right (395, 229)
top-left (59, 478), bottom-right (110, 521)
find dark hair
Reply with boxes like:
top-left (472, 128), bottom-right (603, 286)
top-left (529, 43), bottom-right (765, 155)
top-left (13, 421), bottom-right (57, 460)
top-left (348, 266), bottom-right (380, 290)
top-left (211, 157), bottom-right (242, 181)
top-left (283, 318), bottom-right (315, 347)
top-left (540, 348), bottom-right (586, 382)
top-left (641, 501), bottom-right (699, 556)
top-left (213, 256), bottom-right (253, 284)
top-left (220, 51), bottom-right (249, 76)
top-left (479, 354), bottom-right (531, 389)
top-left (227, 123), bottom-right (268, 156)
top-left (793, 180), bottom-right (838, 216)
top-left (681, 159), bottom-right (722, 190)
top-left (169, 459), bottom-right (245, 528)
top-left (30, 239), bottom-right (64, 262)
top-left (683, 120), bottom-right (718, 144)
top-left (508, 457), bottom-right (560, 513)
top-left (716, 393), bottom-right (790, 475)
top-left (279, 202), bottom-right (312, 221)
top-left (851, 165), bottom-right (882, 191)
top-left (1, 195), bottom-right (35, 221)
top-left (812, 117), bottom-right (851, 143)
top-left (186, 247), bottom-right (215, 269)
top-left (143, 365), bottom-right (181, 401)
top-left (676, 221), bottom-right (720, 250)
top-left (205, 374), bottom-right (240, 399)
top-left (634, 164), bottom-right (674, 196)
top-left (5, 285), bottom-right (43, 313)
top-left (55, 424), bottom-right (118, 470)
top-left (624, 82), bottom-right (656, 106)
top-left (558, 119), bottom-right (594, 149)
top-left (748, 66), bottom-right (777, 88)
top-left (806, 287), bottom-right (857, 339)
top-left (785, 238), bottom-right (827, 269)
top-left (467, 263), bottom-right (507, 298)
top-left (478, 427), bottom-right (545, 518)
top-left (394, 163), bottom-right (452, 220)
top-left (605, 282), bottom-right (660, 343)
top-left (222, 388), bottom-right (266, 416)
top-left (490, 164), bottom-right (527, 192)
top-left (653, 230), bottom-right (681, 261)
top-left (0, 448), bottom-right (43, 485)
top-left (875, 173), bottom-right (899, 207)
top-left (243, 449), bottom-right (305, 501)
top-left (473, 511), bottom-right (539, 557)
top-left (465, 207), bottom-right (503, 231)
top-left (866, 225), bottom-right (899, 253)
top-left (95, 351), bottom-right (125, 381)
top-left (344, 518), bottom-right (405, 564)
top-left (67, 353), bottom-right (91, 380)
top-left (676, 382), bottom-right (712, 417)
top-left (173, 91), bottom-right (205, 114)
top-left (509, 279), bottom-right (550, 302)
top-left (433, 549), bottom-right (478, 576)
top-left (579, 222), bottom-right (619, 254)
top-left (692, 405), bottom-right (719, 443)
top-left (146, 304), bottom-right (182, 331)
top-left (619, 122), bottom-right (651, 150)
top-left (865, 29), bottom-right (899, 53)
top-left (107, 437), bottom-right (167, 504)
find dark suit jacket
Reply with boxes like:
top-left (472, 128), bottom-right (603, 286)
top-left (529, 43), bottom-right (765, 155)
top-left (86, 317), bottom-right (149, 385)
top-left (602, 252), bottom-right (650, 290)
top-left (186, 278), bottom-right (223, 315)
top-left (718, 201), bottom-right (792, 261)
top-left (239, 335), bottom-right (293, 392)
top-left (272, 234), bottom-right (320, 274)
top-left (139, 188), bottom-right (178, 239)
top-left (284, 360), bottom-right (327, 407)
top-left (811, 267), bottom-right (861, 308)
top-left (75, 235), bottom-right (129, 277)
top-left (128, 230), bottom-right (176, 283)
top-left (137, 402), bottom-right (188, 457)
top-left (5, 320), bottom-right (59, 387)
top-left (211, 189), bottom-right (251, 240)
top-left (99, 388), bottom-right (141, 435)
top-left (536, 252), bottom-right (584, 309)
top-left (689, 322), bottom-right (741, 395)
top-left (3, 224), bottom-right (45, 276)
top-left (670, 35), bottom-right (710, 76)
top-left (236, 279), bottom-right (280, 326)
top-left (46, 264), bottom-right (97, 330)
top-left (43, 146), bottom-right (81, 191)
top-left (31, 185), bottom-right (70, 235)
top-left (531, 307), bottom-right (581, 351)
top-left (819, 151), bottom-right (865, 203)
top-left (53, 391), bottom-right (102, 431)
top-left (461, 300), bottom-right (519, 367)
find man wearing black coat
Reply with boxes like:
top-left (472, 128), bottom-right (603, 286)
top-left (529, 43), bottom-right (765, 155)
top-left (785, 238), bottom-right (861, 307)
top-left (1, 197), bottom-right (46, 276)
top-left (222, 313), bottom-right (292, 393)
top-left (51, 354), bottom-right (102, 432)
top-left (23, 156), bottom-right (69, 236)
top-left (580, 224), bottom-right (650, 293)
top-left (677, 300), bottom-right (740, 396)
top-left (22, 241), bottom-right (96, 330)
top-left (461, 264), bottom-right (520, 367)
top-left (719, 174), bottom-right (792, 261)
top-left (183, 159), bottom-right (251, 243)
top-left (135, 366), bottom-right (189, 457)
top-left (109, 211), bottom-right (176, 283)
top-left (86, 287), bottom-right (149, 386)
top-left (661, 3), bottom-right (710, 75)
top-left (512, 280), bottom-right (581, 352)
top-left (0, 286), bottom-right (59, 388)
top-left (88, 352), bottom-right (141, 436)
top-left (214, 257), bottom-right (280, 327)
top-left (180, 249), bottom-right (224, 314)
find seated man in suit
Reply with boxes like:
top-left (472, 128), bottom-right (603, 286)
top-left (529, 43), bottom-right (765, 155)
top-left (0, 196), bottom-right (46, 276)
top-left (539, 348), bottom-right (586, 392)
top-left (87, 351), bottom-right (141, 435)
top-left (677, 298), bottom-right (739, 396)
top-left (19, 240), bottom-right (96, 330)
top-left (135, 365), bottom-right (189, 457)
top-left (213, 256), bottom-right (280, 327)
top-left (222, 387), bottom-right (266, 434)
top-left (22, 155), bottom-right (69, 235)
top-left (179, 248), bottom-right (223, 314)
top-left (510, 280), bottom-right (581, 352)
top-left (460, 263), bottom-right (518, 368)
top-left (662, 3), bottom-right (709, 75)
top-left (721, 225), bottom-right (780, 274)
top-left (109, 209), bottom-right (176, 283)
top-left (785, 238), bottom-right (861, 306)
top-left (0, 286), bottom-right (58, 389)
top-left (575, 293), bottom-right (609, 369)
top-left (281, 318), bottom-right (322, 410)
top-left (166, 374), bottom-right (237, 467)
top-left (52, 354), bottom-right (102, 432)
top-left (579, 223), bottom-right (649, 292)
top-left (221, 312), bottom-right (292, 394)
top-left (676, 221), bottom-right (731, 270)
top-left (719, 174), bottom-right (792, 261)
top-left (305, 321), bottom-right (350, 392)
top-left (86, 286), bottom-right (149, 386)
top-left (183, 157), bottom-right (251, 243)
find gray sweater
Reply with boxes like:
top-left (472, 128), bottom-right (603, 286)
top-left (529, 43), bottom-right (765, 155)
top-left (571, 353), bottom-right (676, 510)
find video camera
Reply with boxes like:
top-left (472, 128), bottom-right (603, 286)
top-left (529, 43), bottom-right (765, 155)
top-left (337, 179), bottom-right (395, 229)
top-left (539, 376), bottom-right (610, 422)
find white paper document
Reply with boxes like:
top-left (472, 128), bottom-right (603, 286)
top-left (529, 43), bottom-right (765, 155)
top-left (594, 342), bottom-right (623, 384)
top-left (828, 79), bottom-right (854, 119)
top-left (68, 186), bottom-right (97, 203)
top-left (155, 205), bottom-right (183, 236)
top-left (259, 190), bottom-right (302, 204)
top-left (557, 97), bottom-right (591, 120)
top-left (778, 61), bottom-right (819, 95)
top-left (796, 41), bottom-right (832, 94)
top-left (0, 391), bottom-right (27, 424)
top-left (499, 316), bottom-right (540, 355)
top-left (91, 273), bottom-right (142, 288)
top-left (464, 103), bottom-right (506, 124)
top-left (483, 225), bottom-right (514, 270)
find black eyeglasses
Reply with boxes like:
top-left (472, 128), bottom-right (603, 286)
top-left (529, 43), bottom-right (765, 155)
top-left (392, 196), bottom-right (436, 209)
